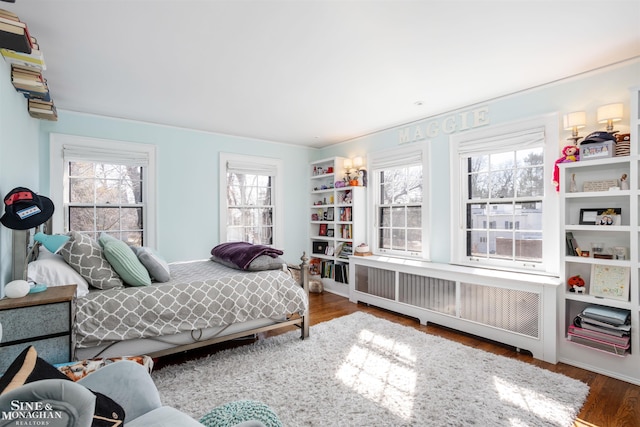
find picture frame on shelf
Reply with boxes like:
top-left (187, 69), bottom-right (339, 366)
top-left (326, 228), bottom-right (334, 237)
top-left (589, 264), bottom-right (630, 301)
top-left (579, 208), bottom-right (621, 225)
top-left (595, 213), bottom-right (621, 226)
top-left (312, 241), bottom-right (328, 254)
top-left (327, 207), bottom-right (334, 221)
top-left (319, 223), bottom-right (328, 236)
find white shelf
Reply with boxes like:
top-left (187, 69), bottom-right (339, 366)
top-left (309, 157), bottom-right (366, 293)
top-left (564, 190), bottom-right (631, 199)
top-left (558, 86), bottom-right (640, 385)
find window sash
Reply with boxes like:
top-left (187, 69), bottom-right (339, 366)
top-left (66, 159), bottom-right (146, 245)
top-left (50, 134), bottom-right (157, 248)
top-left (450, 114), bottom-right (559, 275)
top-left (220, 153), bottom-right (283, 247)
top-left (370, 144), bottom-right (428, 259)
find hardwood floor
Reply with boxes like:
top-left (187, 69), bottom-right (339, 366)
top-left (156, 291), bottom-right (640, 427)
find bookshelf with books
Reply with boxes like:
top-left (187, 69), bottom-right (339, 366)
top-left (0, 8), bottom-right (56, 121)
top-left (309, 157), bottom-right (365, 296)
top-left (557, 86), bottom-right (640, 385)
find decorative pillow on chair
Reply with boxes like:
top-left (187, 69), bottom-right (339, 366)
top-left (131, 246), bottom-right (171, 282)
top-left (98, 234), bottom-right (151, 287)
top-left (59, 231), bottom-right (123, 290)
top-left (0, 346), bottom-right (126, 427)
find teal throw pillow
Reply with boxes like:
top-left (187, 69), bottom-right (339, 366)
top-left (99, 235), bottom-right (151, 287)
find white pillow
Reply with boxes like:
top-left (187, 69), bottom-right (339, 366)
top-left (27, 255), bottom-right (90, 297)
top-left (36, 245), bottom-right (61, 260)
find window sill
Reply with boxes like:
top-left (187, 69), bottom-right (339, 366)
top-left (350, 255), bottom-right (562, 288)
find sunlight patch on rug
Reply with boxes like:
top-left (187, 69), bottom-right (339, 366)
top-left (493, 376), bottom-right (581, 425)
top-left (336, 329), bottom-right (417, 421)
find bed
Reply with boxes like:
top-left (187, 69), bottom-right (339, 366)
top-left (22, 230), bottom-right (310, 361)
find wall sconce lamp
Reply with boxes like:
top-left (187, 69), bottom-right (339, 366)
top-left (343, 156), bottom-right (366, 185)
top-left (563, 111), bottom-right (586, 144)
top-left (597, 103), bottom-right (623, 133)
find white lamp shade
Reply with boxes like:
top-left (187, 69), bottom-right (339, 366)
top-left (343, 159), bottom-right (353, 169)
top-left (597, 103), bottom-right (623, 123)
top-left (353, 156), bottom-right (363, 168)
top-left (563, 111), bottom-right (586, 130)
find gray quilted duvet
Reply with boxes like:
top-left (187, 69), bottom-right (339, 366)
top-left (74, 259), bottom-right (308, 348)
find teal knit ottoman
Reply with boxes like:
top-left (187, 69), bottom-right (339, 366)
top-left (200, 400), bottom-right (283, 427)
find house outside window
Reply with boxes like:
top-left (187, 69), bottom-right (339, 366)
top-left (369, 144), bottom-right (429, 259)
top-left (219, 153), bottom-right (283, 247)
top-left (450, 115), bottom-right (559, 275)
top-left (49, 134), bottom-right (157, 247)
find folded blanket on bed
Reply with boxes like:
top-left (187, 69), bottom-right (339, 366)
top-left (211, 242), bottom-right (284, 270)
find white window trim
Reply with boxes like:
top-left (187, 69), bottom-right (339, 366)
top-left (449, 114), bottom-right (559, 276)
top-left (368, 143), bottom-right (430, 260)
top-left (219, 152), bottom-right (283, 248)
top-left (49, 133), bottom-right (158, 248)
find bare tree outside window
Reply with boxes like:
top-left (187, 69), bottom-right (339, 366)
top-left (226, 172), bottom-right (273, 245)
top-left (68, 161), bottom-right (144, 245)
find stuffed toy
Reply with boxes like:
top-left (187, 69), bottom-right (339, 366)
top-left (567, 275), bottom-right (585, 293)
top-left (553, 145), bottom-right (580, 192)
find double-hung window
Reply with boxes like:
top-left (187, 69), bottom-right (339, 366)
top-left (450, 115), bottom-right (558, 274)
top-left (49, 134), bottom-right (157, 247)
top-left (219, 153), bottom-right (283, 247)
top-left (369, 144), bottom-right (429, 259)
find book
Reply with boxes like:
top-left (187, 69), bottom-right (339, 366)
top-left (568, 325), bottom-right (629, 347)
top-left (0, 9), bottom-right (20, 21)
top-left (0, 20), bottom-right (31, 53)
top-left (28, 98), bottom-right (57, 121)
top-left (12, 80), bottom-right (48, 94)
top-left (567, 332), bottom-right (629, 356)
top-left (16, 87), bottom-right (51, 102)
top-left (1, 48), bottom-right (46, 70)
top-left (11, 71), bottom-right (45, 88)
top-left (0, 16), bottom-right (25, 28)
top-left (582, 305), bottom-right (630, 326)
top-left (574, 314), bottom-right (631, 336)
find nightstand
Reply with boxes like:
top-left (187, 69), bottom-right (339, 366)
top-left (0, 285), bottom-right (76, 372)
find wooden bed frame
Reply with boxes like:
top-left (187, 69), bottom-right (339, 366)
top-left (15, 226), bottom-right (311, 360)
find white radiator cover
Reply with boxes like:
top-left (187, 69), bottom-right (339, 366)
top-left (349, 256), bottom-right (561, 363)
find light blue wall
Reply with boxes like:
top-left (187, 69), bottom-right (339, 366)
top-left (0, 60), bottom-right (41, 293)
top-left (37, 114), bottom-right (311, 263)
top-left (315, 59), bottom-right (640, 263)
top-left (1, 58), bottom-right (638, 285)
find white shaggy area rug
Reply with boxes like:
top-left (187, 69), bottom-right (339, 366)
top-left (153, 312), bottom-right (589, 426)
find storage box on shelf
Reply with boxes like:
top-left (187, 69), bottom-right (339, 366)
top-left (557, 86), bottom-right (640, 385)
top-left (309, 157), bottom-right (365, 296)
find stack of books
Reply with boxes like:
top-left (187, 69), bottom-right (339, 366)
top-left (11, 64), bottom-right (49, 99)
top-left (0, 8), bottom-right (33, 54)
top-left (28, 98), bottom-right (57, 121)
top-left (0, 8), bottom-right (55, 121)
top-left (569, 305), bottom-right (631, 356)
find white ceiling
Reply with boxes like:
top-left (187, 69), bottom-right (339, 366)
top-left (7, 0), bottom-right (640, 148)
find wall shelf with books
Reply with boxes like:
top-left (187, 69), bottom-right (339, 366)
top-left (309, 157), bottom-right (366, 297)
top-left (558, 86), bottom-right (639, 384)
top-left (0, 8), bottom-right (57, 121)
